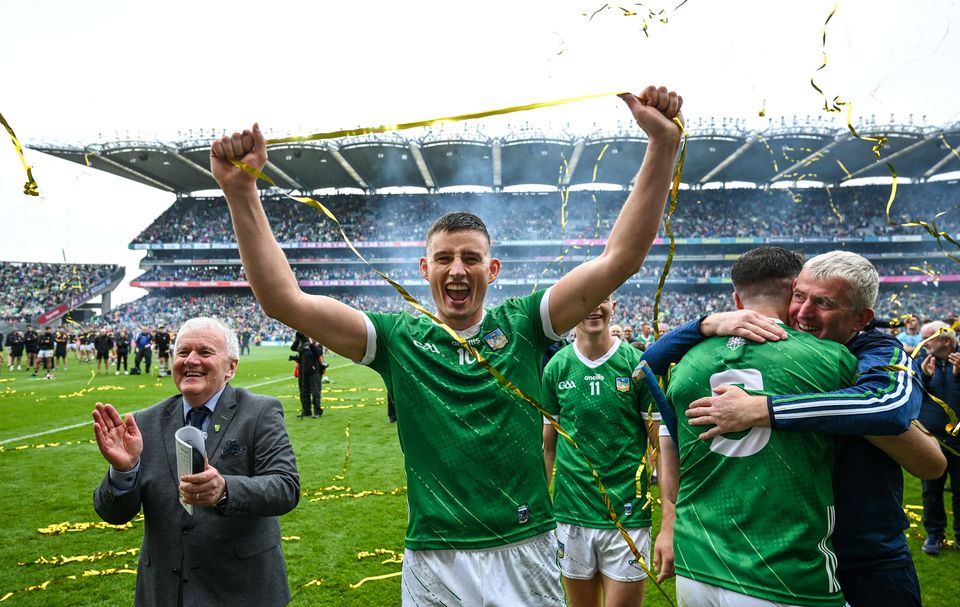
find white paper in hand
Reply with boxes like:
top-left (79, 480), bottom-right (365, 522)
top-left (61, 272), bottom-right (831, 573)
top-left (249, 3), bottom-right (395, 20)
top-left (174, 425), bottom-right (206, 515)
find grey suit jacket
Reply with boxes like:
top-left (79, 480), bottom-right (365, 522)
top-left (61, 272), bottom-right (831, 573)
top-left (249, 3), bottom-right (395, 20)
top-left (93, 384), bottom-right (300, 607)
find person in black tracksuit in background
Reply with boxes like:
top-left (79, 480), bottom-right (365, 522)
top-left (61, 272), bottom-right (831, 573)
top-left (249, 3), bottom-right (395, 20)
top-left (292, 331), bottom-right (325, 418)
top-left (7, 330), bottom-right (24, 371)
top-left (54, 328), bottom-right (68, 371)
top-left (24, 325), bottom-right (39, 372)
top-left (155, 324), bottom-right (171, 377)
top-left (115, 329), bottom-right (131, 375)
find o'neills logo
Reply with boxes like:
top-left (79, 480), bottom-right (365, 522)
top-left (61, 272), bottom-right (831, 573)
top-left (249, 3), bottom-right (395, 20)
top-left (583, 373), bottom-right (605, 381)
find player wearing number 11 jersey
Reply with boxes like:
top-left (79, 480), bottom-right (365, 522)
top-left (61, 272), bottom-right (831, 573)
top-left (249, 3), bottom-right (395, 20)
top-left (663, 247), bottom-right (857, 607)
top-left (542, 296), bottom-right (661, 607)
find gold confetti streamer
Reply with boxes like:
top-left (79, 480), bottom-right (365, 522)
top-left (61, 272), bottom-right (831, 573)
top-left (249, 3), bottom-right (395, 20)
top-left (810, 4), bottom-right (842, 113)
top-left (264, 92), bottom-right (620, 145)
top-left (37, 516), bottom-right (141, 535)
top-left (0, 111), bottom-right (39, 196)
top-left (19, 548), bottom-right (139, 567)
top-left (651, 117), bottom-right (688, 339)
top-left (350, 571), bottom-right (402, 589)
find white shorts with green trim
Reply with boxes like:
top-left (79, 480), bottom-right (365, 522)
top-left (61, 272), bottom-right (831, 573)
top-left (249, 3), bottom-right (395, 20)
top-left (555, 522), bottom-right (651, 582)
top-left (401, 531), bottom-right (564, 606)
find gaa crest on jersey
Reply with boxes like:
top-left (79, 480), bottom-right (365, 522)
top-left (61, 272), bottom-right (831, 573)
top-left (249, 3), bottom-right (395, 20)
top-left (483, 327), bottom-right (509, 350)
top-left (615, 377), bottom-right (631, 392)
top-left (624, 502), bottom-right (634, 516)
top-left (517, 504), bottom-right (530, 524)
top-left (726, 336), bottom-right (747, 350)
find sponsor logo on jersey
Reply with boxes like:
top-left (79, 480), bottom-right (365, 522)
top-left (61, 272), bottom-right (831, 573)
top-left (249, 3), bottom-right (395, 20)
top-left (726, 336), bottom-right (747, 350)
top-left (483, 327), bottom-right (509, 350)
top-left (557, 380), bottom-right (577, 390)
top-left (517, 504), bottom-right (530, 524)
top-left (412, 339), bottom-right (440, 354)
top-left (615, 376), bottom-right (631, 392)
top-left (584, 373), bottom-right (605, 381)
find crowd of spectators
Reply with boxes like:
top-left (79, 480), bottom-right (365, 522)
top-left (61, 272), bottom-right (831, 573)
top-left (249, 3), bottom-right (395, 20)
top-left (76, 284), bottom-right (960, 343)
top-left (131, 182), bottom-right (960, 245)
top-left (0, 262), bottom-right (120, 323)
top-left (135, 256), bottom-right (960, 285)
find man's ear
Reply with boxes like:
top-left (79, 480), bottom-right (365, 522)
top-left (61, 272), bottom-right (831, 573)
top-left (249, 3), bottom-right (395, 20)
top-left (854, 307), bottom-right (875, 332)
top-left (487, 258), bottom-right (501, 284)
top-left (419, 256), bottom-right (429, 281)
top-left (733, 291), bottom-right (745, 310)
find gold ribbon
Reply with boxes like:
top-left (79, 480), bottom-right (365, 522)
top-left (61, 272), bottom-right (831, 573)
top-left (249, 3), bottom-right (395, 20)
top-left (0, 112), bottom-right (39, 196)
top-left (264, 92), bottom-right (619, 145)
top-left (651, 117), bottom-right (688, 339)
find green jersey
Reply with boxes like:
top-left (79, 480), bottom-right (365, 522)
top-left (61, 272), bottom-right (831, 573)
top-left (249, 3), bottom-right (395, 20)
top-left (666, 326), bottom-right (857, 607)
top-left (365, 290), bottom-right (557, 550)
top-left (542, 339), bottom-right (658, 528)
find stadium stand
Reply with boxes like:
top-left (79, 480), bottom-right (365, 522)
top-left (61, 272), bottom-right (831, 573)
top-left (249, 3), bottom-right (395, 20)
top-left (22, 119), bottom-right (960, 337)
top-left (0, 262), bottom-right (123, 326)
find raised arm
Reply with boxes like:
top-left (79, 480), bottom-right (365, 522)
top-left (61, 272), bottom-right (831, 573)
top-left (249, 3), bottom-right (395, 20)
top-left (211, 124), bottom-right (368, 360)
top-left (548, 86), bottom-right (683, 334)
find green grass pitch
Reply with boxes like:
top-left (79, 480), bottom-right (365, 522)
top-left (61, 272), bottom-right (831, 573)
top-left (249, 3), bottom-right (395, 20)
top-left (0, 346), bottom-right (954, 605)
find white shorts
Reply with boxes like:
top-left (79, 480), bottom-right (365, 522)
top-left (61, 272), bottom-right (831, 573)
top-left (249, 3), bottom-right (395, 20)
top-left (82, 344), bottom-right (95, 351)
top-left (676, 576), bottom-right (842, 607)
top-left (555, 523), bottom-right (651, 582)
top-left (38, 349), bottom-right (54, 358)
top-left (401, 531), bottom-right (564, 606)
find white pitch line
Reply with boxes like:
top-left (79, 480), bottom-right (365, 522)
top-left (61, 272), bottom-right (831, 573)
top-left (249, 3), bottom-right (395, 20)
top-left (0, 362), bottom-right (355, 446)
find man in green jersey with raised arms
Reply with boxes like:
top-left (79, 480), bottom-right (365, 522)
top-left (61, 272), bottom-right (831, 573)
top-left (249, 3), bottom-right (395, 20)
top-left (662, 247), bottom-right (858, 607)
top-left (210, 85), bottom-right (683, 605)
top-left (542, 295), bottom-right (660, 607)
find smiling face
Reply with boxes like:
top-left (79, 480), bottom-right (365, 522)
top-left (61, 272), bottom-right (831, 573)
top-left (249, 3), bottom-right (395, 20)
top-left (172, 327), bottom-right (238, 405)
top-left (420, 229), bottom-right (500, 330)
top-left (578, 298), bottom-right (616, 338)
top-left (789, 270), bottom-right (874, 344)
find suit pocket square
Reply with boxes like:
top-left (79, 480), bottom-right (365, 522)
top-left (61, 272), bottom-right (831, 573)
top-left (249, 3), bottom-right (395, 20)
top-left (221, 440), bottom-right (248, 457)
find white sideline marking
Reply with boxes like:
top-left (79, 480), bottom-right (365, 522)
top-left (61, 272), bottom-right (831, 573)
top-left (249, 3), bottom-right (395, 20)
top-left (0, 362), bottom-right (355, 445)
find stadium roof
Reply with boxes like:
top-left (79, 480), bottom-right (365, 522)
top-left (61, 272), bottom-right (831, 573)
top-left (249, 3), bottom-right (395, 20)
top-left (30, 121), bottom-right (960, 195)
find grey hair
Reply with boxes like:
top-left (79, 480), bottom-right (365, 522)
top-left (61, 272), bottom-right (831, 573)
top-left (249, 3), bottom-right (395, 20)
top-left (803, 251), bottom-right (879, 312)
top-left (174, 317), bottom-right (240, 360)
top-left (922, 320), bottom-right (957, 345)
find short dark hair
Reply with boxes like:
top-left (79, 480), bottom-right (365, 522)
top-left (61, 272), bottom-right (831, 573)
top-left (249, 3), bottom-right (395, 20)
top-left (426, 212), bottom-right (491, 247)
top-left (731, 247), bottom-right (804, 299)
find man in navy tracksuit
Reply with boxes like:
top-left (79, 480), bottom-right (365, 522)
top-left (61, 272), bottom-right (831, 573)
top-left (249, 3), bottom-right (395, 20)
top-left (645, 250), bottom-right (943, 607)
top-left (916, 320), bottom-right (960, 555)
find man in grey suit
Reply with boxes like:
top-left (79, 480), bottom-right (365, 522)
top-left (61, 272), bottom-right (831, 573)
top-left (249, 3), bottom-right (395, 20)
top-left (92, 316), bottom-right (299, 606)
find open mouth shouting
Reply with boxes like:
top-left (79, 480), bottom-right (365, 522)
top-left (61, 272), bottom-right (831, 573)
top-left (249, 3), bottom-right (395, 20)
top-left (445, 283), bottom-right (470, 306)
